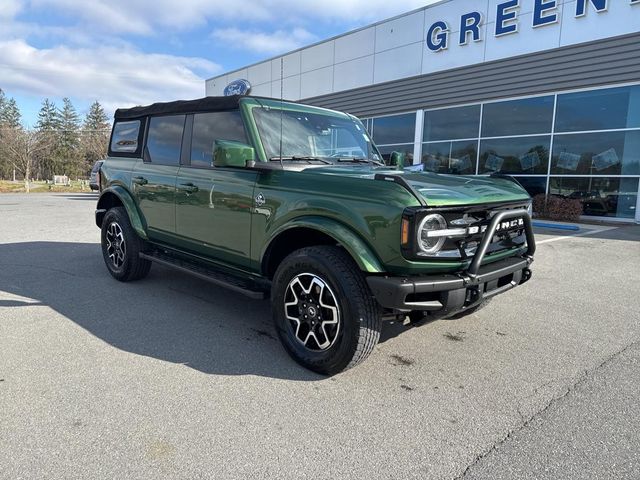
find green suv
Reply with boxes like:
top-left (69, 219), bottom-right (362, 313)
top-left (96, 96), bottom-right (535, 374)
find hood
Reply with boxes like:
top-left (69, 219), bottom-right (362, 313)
top-left (304, 166), bottom-right (531, 207)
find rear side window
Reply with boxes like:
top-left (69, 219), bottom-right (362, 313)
top-left (191, 111), bottom-right (247, 168)
top-left (110, 121), bottom-right (141, 153)
top-left (146, 115), bottom-right (186, 165)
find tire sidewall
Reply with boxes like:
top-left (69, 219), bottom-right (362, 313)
top-left (272, 249), bottom-right (362, 374)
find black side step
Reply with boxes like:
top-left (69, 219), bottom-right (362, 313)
top-left (140, 251), bottom-right (269, 300)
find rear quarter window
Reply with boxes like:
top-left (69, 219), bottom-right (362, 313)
top-left (110, 120), bottom-right (142, 154)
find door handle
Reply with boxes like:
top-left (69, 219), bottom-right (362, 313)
top-left (132, 176), bottom-right (148, 186)
top-left (179, 183), bottom-right (199, 194)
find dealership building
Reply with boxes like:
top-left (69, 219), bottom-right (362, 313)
top-left (206, 0), bottom-right (640, 222)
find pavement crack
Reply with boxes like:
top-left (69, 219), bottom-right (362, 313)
top-left (455, 339), bottom-right (640, 480)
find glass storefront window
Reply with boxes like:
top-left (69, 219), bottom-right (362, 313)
top-left (423, 105), bottom-right (480, 142)
top-left (555, 85), bottom-right (640, 132)
top-left (551, 130), bottom-right (640, 175)
top-left (363, 84), bottom-right (640, 220)
top-left (479, 136), bottom-right (550, 174)
top-left (549, 177), bottom-right (638, 219)
top-left (377, 145), bottom-right (414, 166)
top-left (372, 113), bottom-right (416, 145)
top-left (422, 141), bottom-right (477, 175)
top-left (482, 96), bottom-right (554, 137)
top-left (512, 176), bottom-right (547, 197)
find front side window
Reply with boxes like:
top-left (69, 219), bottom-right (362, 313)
top-left (191, 111), bottom-right (247, 168)
top-left (252, 107), bottom-right (379, 161)
top-left (110, 120), bottom-right (140, 153)
top-left (146, 115), bottom-right (186, 165)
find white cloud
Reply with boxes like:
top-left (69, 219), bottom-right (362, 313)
top-left (212, 27), bottom-right (316, 55)
top-left (0, 39), bottom-right (220, 115)
top-left (0, 0), bottom-right (23, 19)
top-left (30, 0), bottom-right (434, 35)
top-left (0, 0), bottom-right (440, 124)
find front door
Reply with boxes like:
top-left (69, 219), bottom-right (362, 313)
top-left (175, 167), bottom-right (257, 268)
top-left (174, 110), bottom-right (257, 269)
top-left (131, 114), bottom-right (186, 242)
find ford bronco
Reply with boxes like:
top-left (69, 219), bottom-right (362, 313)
top-left (96, 95), bottom-right (535, 375)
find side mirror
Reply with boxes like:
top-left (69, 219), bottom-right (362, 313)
top-left (388, 151), bottom-right (405, 170)
top-left (214, 140), bottom-right (255, 168)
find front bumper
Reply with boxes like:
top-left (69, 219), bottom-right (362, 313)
top-left (367, 208), bottom-right (536, 315)
top-left (367, 255), bottom-right (533, 314)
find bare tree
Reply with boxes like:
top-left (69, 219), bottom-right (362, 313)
top-left (3, 129), bottom-right (52, 192)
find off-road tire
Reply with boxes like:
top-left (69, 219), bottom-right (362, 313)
top-left (101, 207), bottom-right (151, 282)
top-left (271, 246), bottom-right (381, 375)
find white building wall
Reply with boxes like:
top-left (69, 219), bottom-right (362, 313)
top-left (206, 0), bottom-right (640, 99)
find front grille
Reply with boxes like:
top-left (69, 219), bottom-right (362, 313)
top-left (441, 202), bottom-right (529, 259)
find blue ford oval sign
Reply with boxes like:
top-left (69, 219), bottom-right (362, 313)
top-left (224, 79), bottom-right (251, 96)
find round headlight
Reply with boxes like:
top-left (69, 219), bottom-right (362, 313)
top-left (418, 214), bottom-right (447, 254)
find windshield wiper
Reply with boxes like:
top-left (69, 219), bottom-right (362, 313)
top-left (269, 156), bottom-right (332, 164)
top-left (336, 157), bottom-right (385, 167)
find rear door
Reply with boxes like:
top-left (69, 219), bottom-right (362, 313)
top-left (131, 115), bottom-right (186, 242)
top-left (175, 111), bottom-right (257, 269)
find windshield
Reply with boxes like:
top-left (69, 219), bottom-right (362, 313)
top-left (252, 107), bottom-right (382, 162)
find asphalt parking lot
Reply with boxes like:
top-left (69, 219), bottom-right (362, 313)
top-left (1, 193), bottom-right (639, 479)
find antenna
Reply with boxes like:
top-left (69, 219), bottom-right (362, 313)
top-left (279, 57), bottom-right (284, 168)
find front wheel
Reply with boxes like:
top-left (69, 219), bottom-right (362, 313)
top-left (271, 246), bottom-right (381, 375)
top-left (100, 207), bottom-right (151, 282)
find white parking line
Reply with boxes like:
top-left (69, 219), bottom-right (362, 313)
top-left (536, 226), bottom-right (617, 245)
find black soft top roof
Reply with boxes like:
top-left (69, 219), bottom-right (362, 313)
top-left (114, 95), bottom-right (244, 120)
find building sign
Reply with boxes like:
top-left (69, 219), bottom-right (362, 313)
top-left (426, 0), bottom-right (638, 52)
top-left (223, 79), bottom-right (252, 96)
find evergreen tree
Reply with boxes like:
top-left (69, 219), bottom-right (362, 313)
top-left (0, 89), bottom-right (7, 179)
top-left (0, 91), bottom-right (23, 180)
top-left (59, 97), bottom-right (80, 146)
top-left (0, 89), bottom-right (6, 120)
top-left (56, 97), bottom-right (82, 177)
top-left (83, 101), bottom-right (109, 132)
top-left (34, 99), bottom-right (62, 180)
top-left (1, 98), bottom-right (22, 129)
top-left (81, 101), bottom-right (110, 173)
top-left (35, 99), bottom-right (61, 132)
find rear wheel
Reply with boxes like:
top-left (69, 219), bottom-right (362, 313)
top-left (271, 246), bottom-right (381, 375)
top-left (101, 207), bottom-right (151, 282)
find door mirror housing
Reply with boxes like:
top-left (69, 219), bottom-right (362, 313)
top-left (388, 151), bottom-right (405, 170)
top-left (214, 140), bottom-right (255, 168)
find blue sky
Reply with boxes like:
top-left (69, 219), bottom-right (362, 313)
top-left (0, 0), bottom-right (436, 127)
